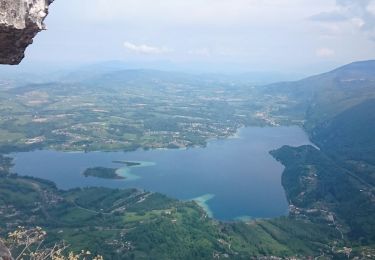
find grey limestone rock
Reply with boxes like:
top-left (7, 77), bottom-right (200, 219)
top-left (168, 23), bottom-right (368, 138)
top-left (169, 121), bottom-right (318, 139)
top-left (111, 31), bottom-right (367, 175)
top-left (0, 0), bottom-right (53, 65)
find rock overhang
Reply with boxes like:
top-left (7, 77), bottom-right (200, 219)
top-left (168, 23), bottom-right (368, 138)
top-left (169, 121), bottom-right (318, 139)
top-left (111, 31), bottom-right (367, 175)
top-left (0, 0), bottom-right (53, 65)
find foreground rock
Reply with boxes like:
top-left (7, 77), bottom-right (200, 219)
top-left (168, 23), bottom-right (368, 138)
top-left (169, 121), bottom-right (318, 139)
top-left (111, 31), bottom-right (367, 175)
top-left (0, 240), bottom-right (12, 260)
top-left (0, 0), bottom-right (53, 65)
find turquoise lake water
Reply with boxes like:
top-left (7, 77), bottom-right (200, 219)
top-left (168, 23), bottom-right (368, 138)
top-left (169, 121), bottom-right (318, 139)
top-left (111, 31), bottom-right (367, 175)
top-left (11, 126), bottom-right (312, 220)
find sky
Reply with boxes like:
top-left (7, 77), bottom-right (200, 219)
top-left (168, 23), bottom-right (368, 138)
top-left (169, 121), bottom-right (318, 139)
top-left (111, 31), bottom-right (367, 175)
top-left (20, 0), bottom-right (375, 75)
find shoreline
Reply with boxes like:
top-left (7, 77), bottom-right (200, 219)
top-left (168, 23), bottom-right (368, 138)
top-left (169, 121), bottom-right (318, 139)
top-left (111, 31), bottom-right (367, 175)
top-left (191, 194), bottom-right (215, 218)
top-left (115, 161), bottom-right (156, 181)
top-left (8, 126), bottom-right (310, 221)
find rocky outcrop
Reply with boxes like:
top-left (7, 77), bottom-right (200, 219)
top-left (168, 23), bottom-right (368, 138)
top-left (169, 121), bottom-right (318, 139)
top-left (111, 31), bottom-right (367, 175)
top-left (0, 240), bottom-right (12, 260)
top-left (0, 0), bottom-right (53, 65)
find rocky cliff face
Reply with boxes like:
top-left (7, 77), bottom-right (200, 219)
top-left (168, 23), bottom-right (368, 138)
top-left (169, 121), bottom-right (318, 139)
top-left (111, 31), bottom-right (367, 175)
top-left (0, 0), bottom-right (53, 65)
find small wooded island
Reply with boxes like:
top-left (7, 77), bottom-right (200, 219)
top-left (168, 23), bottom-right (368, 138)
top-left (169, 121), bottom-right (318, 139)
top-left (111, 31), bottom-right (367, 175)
top-left (83, 167), bottom-right (124, 179)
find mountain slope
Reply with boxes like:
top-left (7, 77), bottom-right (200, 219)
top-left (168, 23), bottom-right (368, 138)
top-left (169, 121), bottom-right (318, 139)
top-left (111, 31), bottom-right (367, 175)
top-left (271, 145), bottom-right (375, 243)
top-left (311, 99), bottom-right (375, 165)
top-left (263, 60), bottom-right (375, 130)
top-left (269, 61), bottom-right (375, 248)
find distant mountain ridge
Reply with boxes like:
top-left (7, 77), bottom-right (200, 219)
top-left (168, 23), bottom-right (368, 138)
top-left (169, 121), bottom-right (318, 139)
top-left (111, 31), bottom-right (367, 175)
top-left (262, 60), bottom-right (375, 130)
top-left (326, 60), bottom-right (375, 80)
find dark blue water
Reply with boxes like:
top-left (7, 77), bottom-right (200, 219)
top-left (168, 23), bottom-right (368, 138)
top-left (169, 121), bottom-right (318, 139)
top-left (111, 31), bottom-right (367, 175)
top-left (11, 127), bottom-right (312, 220)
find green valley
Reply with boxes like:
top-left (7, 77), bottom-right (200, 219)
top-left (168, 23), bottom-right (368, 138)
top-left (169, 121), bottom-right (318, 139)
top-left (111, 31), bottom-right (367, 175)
top-left (1, 60), bottom-right (375, 259)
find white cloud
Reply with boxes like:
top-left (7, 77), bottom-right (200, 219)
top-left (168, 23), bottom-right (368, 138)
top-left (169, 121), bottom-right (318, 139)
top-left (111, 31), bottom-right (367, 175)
top-left (311, 0), bottom-right (375, 40)
top-left (123, 42), bottom-right (171, 55)
top-left (316, 47), bottom-right (335, 58)
top-left (351, 17), bottom-right (366, 28)
top-left (369, 2), bottom-right (375, 15)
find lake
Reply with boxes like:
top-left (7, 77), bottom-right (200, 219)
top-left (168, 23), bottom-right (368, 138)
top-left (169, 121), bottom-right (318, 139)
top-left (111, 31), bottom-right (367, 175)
top-left (11, 126), bottom-right (312, 220)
